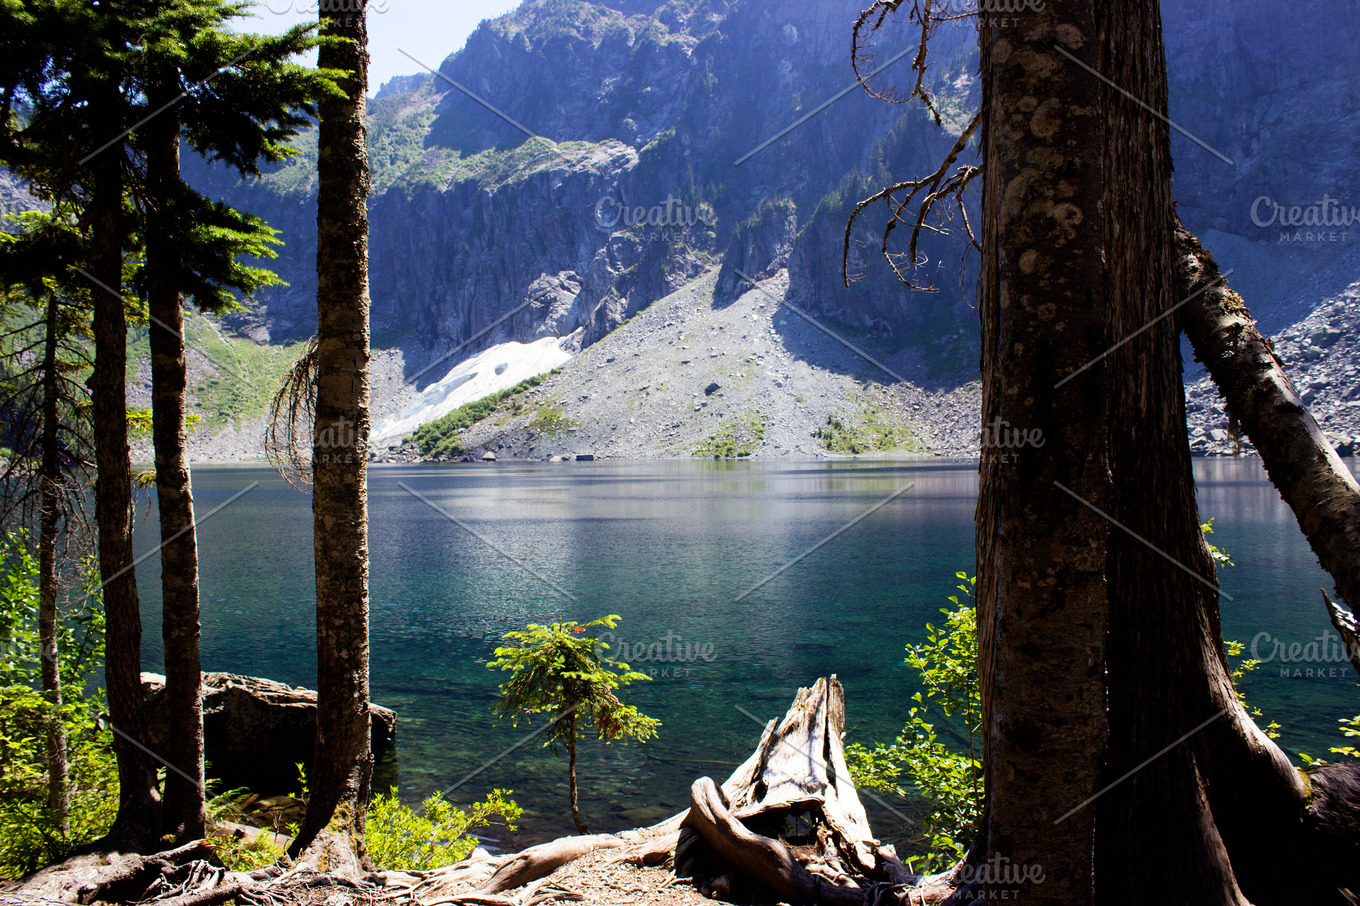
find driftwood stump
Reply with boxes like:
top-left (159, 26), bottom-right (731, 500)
top-left (674, 676), bottom-right (913, 904)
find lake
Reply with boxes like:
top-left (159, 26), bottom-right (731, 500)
top-left (132, 457), bottom-right (1360, 847)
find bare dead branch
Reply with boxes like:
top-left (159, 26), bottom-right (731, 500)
top-left (263, 337), bottom-right (317, 490)
top-left (842, 113), bottom-right (980, 291)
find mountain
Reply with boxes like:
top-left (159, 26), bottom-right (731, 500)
top-left (162, 0), bottom-right (1360, 457)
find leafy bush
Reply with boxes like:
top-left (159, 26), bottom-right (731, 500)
top-left (208, 823), bottom-right (286, 873)
top-left (366, 787), bottom-right (521, 871)
top-left (0, 532), bottom-right (114, 878)
top-left (1332, 715), bottom-right (1360, 760)
top-left (0, 690), bottom-right (119, 877)
top-left (846, 573), bottom-right (981, 871)
top-left (210, 771), bottom-right (521, 873)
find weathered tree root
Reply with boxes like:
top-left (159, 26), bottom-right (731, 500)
top-left (681, 777), bottom-right (863, 905)
top-left (7, 841), bottom-right (224, 905)
top-left (407, 835), bottom-right (624, 906)
top-left (669, 677), bottom-right (914, 905)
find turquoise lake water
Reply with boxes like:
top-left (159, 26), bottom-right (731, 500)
top-left (132, 457), bottom-right (1360, 847)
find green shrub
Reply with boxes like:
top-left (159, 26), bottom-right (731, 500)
top-left (208, 823), bottom-right (286, 872)
top-left (846, 573), bottom-right (981, 871)
top-left (366, 787), bottom-right (521, 871)
top-left (528, 404), bottom-right (576, 438)
top-left (0, 689), bottom-right (119, 878)
top-left (814, 406), bottom-right (917, 454)
top-left (692, 414), bottom-right (766, 458)
top-left (209, 775), bottom-right (521, 873)
top-left (0, 533), bottom-right (113, 878)
top-left (412, 371), bottom-right (562, 459)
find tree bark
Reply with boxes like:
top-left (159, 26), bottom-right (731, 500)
top-left (1090, 4), bottom-right (1253, 901)
top-left (147, 96), bottom-right (206, 843)
top-left (88, 133), bottom-right (159, 848)
top-left (969, 4), bottom-right (1360, 904)
top-left (290, 0), bottom-right (373, 856)
top-left (974, 6), bottom-right (1110, 901)
top-left (1322, 592), bottom-right (1360, 677)
top-left (1173, 222), bottom-right (1360, 613)
top-left (39, 288), bottom-right (69, 830)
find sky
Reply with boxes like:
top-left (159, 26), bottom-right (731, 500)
top-left (241, 0), bottom-right (523, 93)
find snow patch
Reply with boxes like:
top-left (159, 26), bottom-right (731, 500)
top-left (371, 335), bottom-right (574, 448)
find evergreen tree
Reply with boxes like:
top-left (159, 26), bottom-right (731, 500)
top-left (130, 0), bottom-right (334, 842)
top-left (288, 0), bottom-right (374, 864)
top-left (2, 0), bottom-right (336, 848)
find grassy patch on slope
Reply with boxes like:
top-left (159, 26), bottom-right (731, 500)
top-left (693, 413), bottom-right (767, 458)
top-left (815, 403), bottom-right (920, 454)
top-left (411, 370), bottom-right (562, 459)
top-left (126, 312), bottom-right (310, 429)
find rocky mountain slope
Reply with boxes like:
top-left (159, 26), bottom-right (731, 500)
top-left (424, 266), bottom-right (979, 461)
top-left (67, 0), bottom-right (1360, 458)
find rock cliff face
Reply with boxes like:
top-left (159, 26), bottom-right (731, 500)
top-left (191, 0), bottom-right (977, 378)
top-left (183, 0), bottom-right (1358, 451)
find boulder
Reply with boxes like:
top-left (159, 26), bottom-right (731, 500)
top-left (142, 672), bottom-right (397, 795)
top-left (482, 450), bottom-right (498, 461)
top-left (1309, 326), bottom-right (1343, 348)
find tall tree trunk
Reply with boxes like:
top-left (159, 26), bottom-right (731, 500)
top-left (147, 100), bottom-right (206, 844)
top-left (1091, 4), bottom-right (1251, 901)
top-left (290, 0), bottom-right (373, 857)
top-left (973, 4), bottom-right (1110, 901)
top-left (89, 144), bottom-right (159, 847)
top-left (567, 725), bottom-right (588, 834)
top-left (968, 3), bottom-right (1360, 903)
top-left (39, 289), bottom-right (69, 831)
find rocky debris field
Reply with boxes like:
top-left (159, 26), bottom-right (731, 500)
top-left (435, 267), bottom-right (981, 461)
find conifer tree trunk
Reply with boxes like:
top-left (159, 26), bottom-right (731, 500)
top-left (1089, 5), bottom-right (1253, 900)
top-left (147, 99), bottom-right (206, 844)
top-left (290, 0), bottom-right (374, 857)
top-left (973, 3), bottom-right (1110, 900)
top-left (89, 144), bottom-right (159, 847)
top-left (39, 290), bottom-right (69, 831)
top-left (967, 3), bottom-right (1360, 903)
